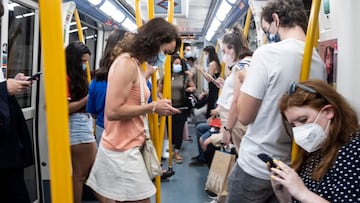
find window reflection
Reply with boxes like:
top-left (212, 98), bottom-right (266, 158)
top-left (7, 1), bottom-right (35, 108)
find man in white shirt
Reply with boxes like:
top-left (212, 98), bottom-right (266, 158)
top-left (226, 0), bottom-right (327, 203)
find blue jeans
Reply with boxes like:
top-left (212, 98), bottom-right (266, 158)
top-left (195, 122), bottom-right (210, 161)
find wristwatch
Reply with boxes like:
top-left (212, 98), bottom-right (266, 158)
top-left (223, 126), bottom-right (232, 131)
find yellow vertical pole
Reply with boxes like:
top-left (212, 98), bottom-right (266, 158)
top-left (292, 0), bottom-right (321, 162)
top-left (215, 41), bottom-right (225, 79)
top-left (39, 0), bottom-right (73, 203)
top-left (135, 0), bottom-right (143, 27)
top-left (243, 8), bottom-right (252, 39)
top-left (74, 9), bottom-right (91, 84)
top-left (313, 20), bottom-right (319, 48)
top-left (148, 0), bottom-right (155, 20)
top-left (168, 0), bottom-right (174, 23)
top-left (164, 0), bottom-right (174, 168)
top-left (179, 42), bottom-right (184, 58)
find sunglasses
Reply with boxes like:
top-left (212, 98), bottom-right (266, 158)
top-left (288, 82), bottom-right (317, 95)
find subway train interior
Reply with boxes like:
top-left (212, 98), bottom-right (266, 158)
top-left (1, 0), bottom-right (359, 202)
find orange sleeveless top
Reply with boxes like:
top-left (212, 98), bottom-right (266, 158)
top-left (101, 55), bottom-right (150, 151)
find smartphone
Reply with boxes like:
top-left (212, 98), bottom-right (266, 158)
top-left (27, 72), bottom-right (42, 81)
top-left (257, 153), bottom-right (277, 168)
top-left (177, 107), bottom-right (189, 110)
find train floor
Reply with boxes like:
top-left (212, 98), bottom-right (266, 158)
top-left (82, 119), bottom-right (214, 203)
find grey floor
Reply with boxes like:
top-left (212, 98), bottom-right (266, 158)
top-left (83, 121), bottom-right (213, 203)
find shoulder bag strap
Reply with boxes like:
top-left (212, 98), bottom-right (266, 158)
top-left (137, 67), bottom-right (151, 139)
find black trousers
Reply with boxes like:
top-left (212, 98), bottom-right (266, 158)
top-left (171, 111), bottom-right (188, 150)
top-left (0, 167), bottom-right (30, 203)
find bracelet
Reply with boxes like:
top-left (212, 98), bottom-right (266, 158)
top-left (152, 101), bottom-right (157, 113)
top-left (223, 126), bottom-right (232, 131)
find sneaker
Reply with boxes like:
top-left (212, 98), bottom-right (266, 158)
top-left (189, 159), bottom-right (206, 167)
top-left (174, 153), bottom-right (183, 164)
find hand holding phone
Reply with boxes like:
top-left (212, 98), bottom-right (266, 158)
top-left (257, 153), bottom-right (277, 168)
top-left (27, 72), bottom-right (42, 81)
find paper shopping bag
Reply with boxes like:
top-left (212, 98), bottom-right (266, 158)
top-left (205, 150), bottom-right (236, 196)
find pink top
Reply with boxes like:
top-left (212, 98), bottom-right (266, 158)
top-left (101, 56), bottom-right (150, 151)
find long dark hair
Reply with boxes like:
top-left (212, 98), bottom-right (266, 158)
top-left (66, 41), bottom-right (91, 101)
top-left (95, 29), bottom-right (127, 81)
top-left (203, 46), bottom-right (221, 73)
top-left (123, 18), bottom-right (181, 63)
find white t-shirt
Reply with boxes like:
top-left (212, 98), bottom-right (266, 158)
top-left (217, 58), bottom-right (251, 110)
top-left (0, 70), bottom-right (5, 82)
top-left (238, 38), bottom-right (326, 180)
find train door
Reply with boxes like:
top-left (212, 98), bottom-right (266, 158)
top-left (1, 0), bottom-right (41, 202)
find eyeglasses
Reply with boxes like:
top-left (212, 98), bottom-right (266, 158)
top-left (288, 82), bottom-right (317, 95)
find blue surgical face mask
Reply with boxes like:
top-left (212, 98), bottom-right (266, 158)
top-left (151, 51), bottom-right (166, 67)
top-left (172, 64), bottom-right (182, 73)
top-left (184, 51), bottom-right (192, 58)
top-left (82, 63), bottom-right (87, 71)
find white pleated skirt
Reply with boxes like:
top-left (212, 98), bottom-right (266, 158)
top-left (86, 144), bottom-right (156, 201)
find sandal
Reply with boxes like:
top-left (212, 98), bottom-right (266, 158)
top-left (161, 167), bottom-right (175, 179)
top-left (174, 153), bottom-right (183, 164)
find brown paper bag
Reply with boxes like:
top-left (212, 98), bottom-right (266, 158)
top-left (205, 150), bottom-right (236, 196)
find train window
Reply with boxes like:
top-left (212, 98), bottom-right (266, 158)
top-left (8, 1), bottom-right (35, 108)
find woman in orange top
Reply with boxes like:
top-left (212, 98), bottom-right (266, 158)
top-left (87, 18), bottom-right (181, 203)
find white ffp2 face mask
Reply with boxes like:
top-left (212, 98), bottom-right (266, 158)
top-left (222, 53), bottom-right (234, 68)
top-left (292, 111), bottom-right (330, 153)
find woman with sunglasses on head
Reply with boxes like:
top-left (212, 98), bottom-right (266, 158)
top-left (271, 79), bottom-right (360, 203)
top-left (86, 18), bottom-right (181, 203)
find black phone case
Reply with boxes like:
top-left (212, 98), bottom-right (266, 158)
top-left (257, 153), bottom-right (277, 168)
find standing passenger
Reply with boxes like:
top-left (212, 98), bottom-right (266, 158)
top-left (171, 54), bottom-right (196, 164)
top-left (218, 25), bottom-right (253, 153)
top-left (226, 0), bottom-right (327, 203)
top-left (0, 3), bottom-right (36, 202)
top-left (86, 18), bottom-right (181, 203)
top-left (87, 29), bottom-right (127, 146)
top-left (197, 45), bottom-right (221, 119)
top-left (272, 80), bottom-right (360, 202)
top-left (65, 41), bottom-right (97, 203)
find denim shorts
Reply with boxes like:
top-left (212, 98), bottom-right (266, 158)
top-left (95, 124), bottom-right (104, 147)
top-left (69, 113), bottom-right (95, 145)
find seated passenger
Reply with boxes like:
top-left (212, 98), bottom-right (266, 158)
top-left (271, 80), bottom-right (360, 202)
